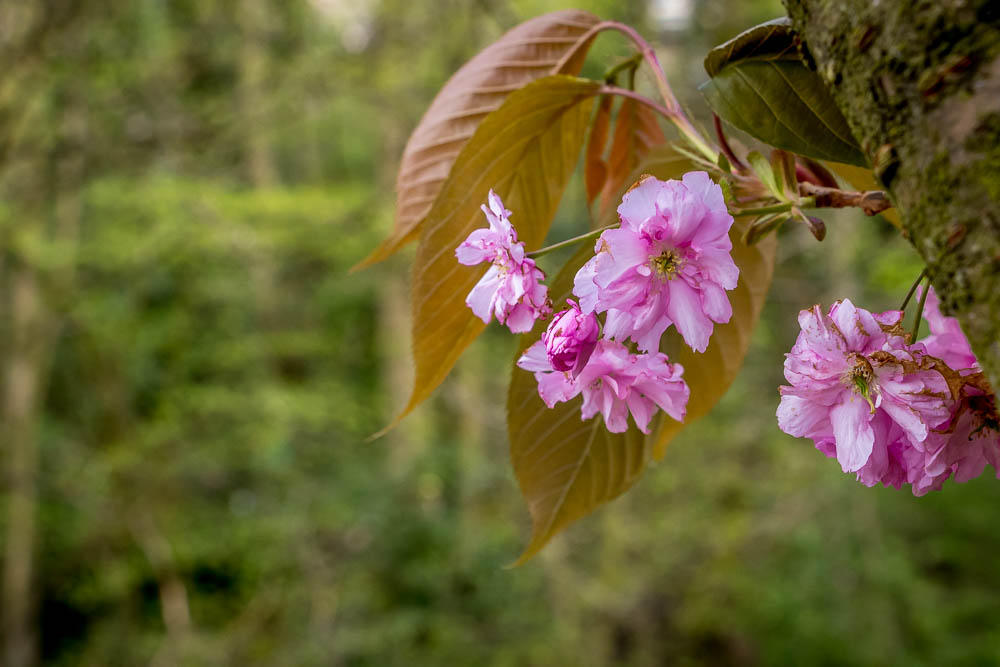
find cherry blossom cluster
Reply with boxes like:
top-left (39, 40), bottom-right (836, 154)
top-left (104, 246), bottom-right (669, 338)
top-left (456, 172), bottom-right (739, 433)
top-left (455, 191), bottom-right (551, 333)
top-left (777, 290), bottom-right (1000, 494)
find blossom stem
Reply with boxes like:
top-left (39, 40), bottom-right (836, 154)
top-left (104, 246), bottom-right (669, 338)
top-left (730, 198), bottom-right (817, 217)
top-left (899, 267), bottom-right (928, 311)
top-left (912, 274), bottom-right (931, 340)
top-left (526, 223), bottom-right (619, 258)
top-left (599, 86), bottom-right (673, 121)
top-left (602, 53), bottom-right (643, 84)
top-left (599, 21), bottom-right (718, 163)
top-left (600, 22), bottom-right (679, 110)
top-left (713, 114), bottom-right (746, 172)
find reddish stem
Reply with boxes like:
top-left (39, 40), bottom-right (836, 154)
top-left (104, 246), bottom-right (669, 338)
top-left (599, 86), bottom-right (673, 121)
top-left (586, 20), bottom-right (718, 162)
top-left (713, 114), bottom-right (746, 171)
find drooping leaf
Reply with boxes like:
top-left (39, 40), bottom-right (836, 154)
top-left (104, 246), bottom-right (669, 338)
top-left (508, 146), bottom-right (693, 564)
top-left (824, 161), bottom-right (903, 229)
top-left (508, 152), bottom-right (777, 562)
top-left (354, 10), bottom-right (602, 271)
top-left (380, 76), bottom-right (600, 433)
top-left (507, 242), bottom-right (651, 566)
top-left (584, 95), bottom-right (612, 204)
top-left (651, 216), bottom-right (776, 459)
top-left (700, 18), bottom-right (867, 167)
top-left (598, 98), bottom-right (667, 217)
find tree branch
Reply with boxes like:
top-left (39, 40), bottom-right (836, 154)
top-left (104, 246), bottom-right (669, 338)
top-left (784, 0), bottom-right (1000, 385)
top-left (798, 182), bottom-right (892, 216)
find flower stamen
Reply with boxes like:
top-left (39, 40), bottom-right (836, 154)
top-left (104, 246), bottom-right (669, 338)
top-left (652, 249), bottom-right (682, 279)
top-left (846, 354), bottom-right (877, 413)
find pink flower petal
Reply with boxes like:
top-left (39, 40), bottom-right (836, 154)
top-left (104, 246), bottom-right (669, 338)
top-left (698, 281), bottom-right (733, 324)
top-left (466, 266), bottom-right (502, 323)
top-left (665, 278), bottom-right (713, 352)
top-left (516, 340), bottom-right (552, 373)
top-left (616, 177), bottom-right (660, 230)
top-left (831, 398), bottom-right (875, 472)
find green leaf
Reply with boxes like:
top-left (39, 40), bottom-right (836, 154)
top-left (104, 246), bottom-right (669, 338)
top-left (747, 150), bottom-right (781, 199)
top-left (743, 213), bottom-right (785, 245)
top-left (717, 151), bottom-right (731, 174)
top-left (378, 76), bottom-right (600, 434)
top-left (719, 176), bottom-right (734, 203)
top-left (700, 18), bottom-right (867, 167)
top-left (353, 10), bottom-right (602, 271)
top-left (774, 149), bottom-right (798, 199)
top-left (703, 18), bottom-right (797, 78)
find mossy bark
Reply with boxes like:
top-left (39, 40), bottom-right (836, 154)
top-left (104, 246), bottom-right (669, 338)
top-left (784, 0), bottom-right (1000, 386)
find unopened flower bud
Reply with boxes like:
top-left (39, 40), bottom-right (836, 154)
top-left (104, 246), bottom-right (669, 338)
top-left (542, 299), bottom-right (599, 375)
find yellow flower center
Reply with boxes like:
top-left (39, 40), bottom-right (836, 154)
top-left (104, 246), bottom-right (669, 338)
top-left (846, 355), bottom-right (877, 413)
top-left (652, 249), bottom-right (682, 279)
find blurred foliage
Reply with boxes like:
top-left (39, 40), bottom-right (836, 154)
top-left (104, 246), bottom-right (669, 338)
top-left (2, 0), bottom-right (1000, 666)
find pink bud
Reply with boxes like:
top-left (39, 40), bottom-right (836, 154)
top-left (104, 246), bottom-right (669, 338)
top-left (542, 300), bottom-right (599, 375)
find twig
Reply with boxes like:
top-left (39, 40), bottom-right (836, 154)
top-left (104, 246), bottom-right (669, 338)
top-left (526, 223), bottom-right (618, 259)
top-left (912, 274), bottom-right (931, 340)
top-left (899, 267), bottom-right (928, 311)
top-left (731, 198), bottom-right (816, 217)
top-left (713, 114), bottom-right (746, 171)
top-left (599, 86), bottom-right (672, 121)
top-left (798, 182), bottom-right (892, 216)
top-left (598, 21), bottom-right (718, 162)
top-left (602, 53), bottom-right (643, 84)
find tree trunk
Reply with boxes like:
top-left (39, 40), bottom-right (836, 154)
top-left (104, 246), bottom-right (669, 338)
top-left (1, 80), bottom-right (85, 667)
top-left (237, 0), bottom-right (276, 187)
top-left (783, 0), bottom-right (1000, 386)
top-left (2, 266), bottom-right (48, 667)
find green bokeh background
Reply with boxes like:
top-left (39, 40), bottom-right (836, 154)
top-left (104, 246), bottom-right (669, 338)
top-left (2, 1), bottom-right (998, 665)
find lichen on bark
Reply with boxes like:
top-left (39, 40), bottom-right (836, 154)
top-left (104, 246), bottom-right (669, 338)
top-left (783, 0), bottom-right (1000, 386)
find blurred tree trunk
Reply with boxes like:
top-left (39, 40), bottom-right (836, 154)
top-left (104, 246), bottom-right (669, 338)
top-left (2, 265), bottom-right (48, 667)
top-left (0, 14), bottom-right (85, 653)
top-left (2, 144), bottom-right (82, 667)
top-left (784, 0), bottom-right (1000, 385)
top-left (128, 508), bottom-right (191, 667)
top-left (238, 0), bottom-right (277, 187)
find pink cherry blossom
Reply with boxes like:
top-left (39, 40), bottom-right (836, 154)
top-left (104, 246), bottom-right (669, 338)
top-left (857, 396), bottom-right (1000, 497)
top-left (786, 293), bottom-right (1000, 494)
top-left (517, 339), bottom-right (689, 434)
top-left (848, 412), bottom-right (955, 494)
top-left (916, 286), bottom-right (979, 371)
top-left (542, 300), bottom-right (599, 376)
top-left (910, 285), bottom-right (1000, 489)
top-left (777, 300), bottom-right (953, 476)
top-left (920, 394), bottom-right (1000, 486)
top-left (572, 172), bottom-right (738, 353)
top-left (455, 190), bottom-right (550, 333)
top-left (812, 410), bottom-right (922, 491)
